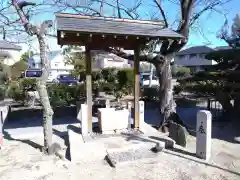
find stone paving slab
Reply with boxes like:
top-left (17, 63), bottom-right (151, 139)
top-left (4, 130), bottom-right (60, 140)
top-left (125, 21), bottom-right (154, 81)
top-left (106, 145), bottom-right (160, 168)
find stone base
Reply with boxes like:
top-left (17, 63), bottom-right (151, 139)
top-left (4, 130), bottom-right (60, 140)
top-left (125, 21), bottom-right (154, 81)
top-left (68, 123), bottom-right (176, 163)
top-left (68, 128), bottom-right (106, 162)
top-left (106, 145), bottom-right (159, 168)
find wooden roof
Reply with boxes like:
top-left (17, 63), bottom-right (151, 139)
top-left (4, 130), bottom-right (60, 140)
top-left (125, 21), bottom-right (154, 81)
top-left (55, 13), bottom-right (184, 49)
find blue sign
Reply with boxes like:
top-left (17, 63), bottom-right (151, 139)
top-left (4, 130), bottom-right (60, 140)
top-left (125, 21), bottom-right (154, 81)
top-left (25, 69), bottom-right (42, 78)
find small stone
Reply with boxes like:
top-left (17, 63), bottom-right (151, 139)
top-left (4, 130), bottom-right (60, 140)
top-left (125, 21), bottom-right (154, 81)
top-left (150, 142), bottom-right (164, 153)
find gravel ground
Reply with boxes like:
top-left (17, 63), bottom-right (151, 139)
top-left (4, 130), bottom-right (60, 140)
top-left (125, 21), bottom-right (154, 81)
top-left (0, 133), bottom-right (239, 180)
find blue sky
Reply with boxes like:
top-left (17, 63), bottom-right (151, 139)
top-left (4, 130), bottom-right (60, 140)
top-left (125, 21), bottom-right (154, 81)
top-left (21, 0), bottom-right (240, 52)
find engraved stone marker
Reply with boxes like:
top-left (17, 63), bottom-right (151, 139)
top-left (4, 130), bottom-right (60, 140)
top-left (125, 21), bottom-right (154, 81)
top-left (81, 104), bottom-right (88, 135)
top-left (139, 101), bottom-right (145, 131)
top-left (127, 102), bottom-right (132, 130)
top-left (196, 110), bottom-right (212, 161)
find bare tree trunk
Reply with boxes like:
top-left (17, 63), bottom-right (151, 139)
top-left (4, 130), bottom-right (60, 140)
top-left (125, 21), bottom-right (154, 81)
top-left (36, 81), bottom-right (53, 154)
top-left (36, 34), bottom-right (54, 154)
top-left (12, 0), bottom-right (55, 154)
top-left (155, 55), bottom-right (177, 131)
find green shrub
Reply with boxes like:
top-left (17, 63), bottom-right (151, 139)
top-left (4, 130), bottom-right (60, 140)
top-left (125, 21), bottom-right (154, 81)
top-left (48, 83), bottom-right (85, 107)
top-left (11, 60), bottom-right (28, 80)
top-left (101, 68), bottom-right (116, 82)
top-left (0, 72), bottom-right (8, 85)
top-left (117, 68), bottom-right (134, 89)
top-left (174, 66), bottom-right (191, 77)
top-left (0, 85), bottom-right (6, 100)
top-left (173, 85), bottom-right (183, 95)
top-left (7, 81), bottom-right (25, 103)
top-left (19, 78), bottom-right (36, 91)
top-left (92, 70), bottom-right (102, 82)
top-left (100, 82), bottom-right (115, 94)
top-left (175, 98), bottom-right (198, 107)
top-left (7, 81), bottom-right (20, 98)
top-left (141, 87), bottom-right (159, 100)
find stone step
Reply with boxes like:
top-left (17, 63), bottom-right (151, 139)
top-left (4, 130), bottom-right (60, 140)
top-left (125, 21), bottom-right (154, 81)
top-left (106, 142), bottom-right (163, 168)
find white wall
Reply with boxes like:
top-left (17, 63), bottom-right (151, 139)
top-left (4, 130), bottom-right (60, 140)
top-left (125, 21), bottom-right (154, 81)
top-left (102, 58), bottom-right (130, 68)
top-left (28, 51), bottom-right (74, 81)
top-left (0, 49), bottom-right (21, 66)
top-left (48, 53), bottom-right (74, 81)
top-left (174, 54), bottom-right (217, 66)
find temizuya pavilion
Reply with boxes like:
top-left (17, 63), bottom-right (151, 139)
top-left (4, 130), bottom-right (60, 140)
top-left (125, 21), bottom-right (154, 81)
top-left (55, 13), bottom-right (184, 133)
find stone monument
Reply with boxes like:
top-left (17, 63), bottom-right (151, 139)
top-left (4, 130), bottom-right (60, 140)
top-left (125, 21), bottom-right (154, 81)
top-left (127, 102), bottom-right (132, 130)
top-left (196, 110), bottom-right (212, 161)
top-left (81, 104), bottom-right (88, 135)
top-left (139, 101), bottom-right (145, 131)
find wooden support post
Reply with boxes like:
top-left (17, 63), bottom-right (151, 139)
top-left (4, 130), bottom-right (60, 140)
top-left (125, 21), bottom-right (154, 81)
top-left (85, 46), bottom-right (92, 133)
top-left (134, 47), bottom-right (140, 129)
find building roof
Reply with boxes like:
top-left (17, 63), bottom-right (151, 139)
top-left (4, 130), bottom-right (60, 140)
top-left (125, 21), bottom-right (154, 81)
top-left (214, 46), bottom-right (232, 50)
top-left (176, 46), bottom-right (213, 56)
top-left (0, 40), bottom-right (22, 50)
top-left (55, 13), bottom-right (184, 39)
top-left (96, 53), bottom-right (128, 62)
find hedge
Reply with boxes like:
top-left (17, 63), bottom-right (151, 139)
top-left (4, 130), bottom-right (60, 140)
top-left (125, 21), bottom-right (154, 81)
top-left (7, 68), bottom-right (161, 106)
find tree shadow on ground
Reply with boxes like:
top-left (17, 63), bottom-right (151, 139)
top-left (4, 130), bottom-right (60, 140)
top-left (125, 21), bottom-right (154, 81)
top-left (5, 106), bottom-right (78, 129)
top-left (164, 150), bottom-right (240, 177)
top-left (3, 130), bottom-right (42, 151)
top-left (122, 132), bottom-right (240, 177)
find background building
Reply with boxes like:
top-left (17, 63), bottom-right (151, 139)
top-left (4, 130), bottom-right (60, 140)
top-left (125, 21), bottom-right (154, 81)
top-left (0, 40), bottom-right (22, 66)
top-left (174, 46), bottom-right (217, 73)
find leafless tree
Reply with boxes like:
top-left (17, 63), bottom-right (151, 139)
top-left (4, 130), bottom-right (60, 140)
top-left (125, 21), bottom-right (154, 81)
top-left (11, 0), bottom-right (55, 155)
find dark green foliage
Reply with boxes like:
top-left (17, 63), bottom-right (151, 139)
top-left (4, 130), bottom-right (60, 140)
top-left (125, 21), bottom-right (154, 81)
top-left (92, 70), bottom-right (102, 82)
top-left (141, 87), bottom-right (159, 100)
top-left (7, 68), bottom-right (136, 106)
top-left (20, 51), bottom-right (34, 62)
top-left (7, 81), bottom-right (25, 104)
top-left (11, 60), bottom-right (28, 80)
top-left (172, 66), bottom-right (191, 78)
top-left (117, 68), bottom-right (134, 89)
top-left (19, 78), bottom-right (37, 91)
top-left (100, 82), bottom-right (115, 94)
top-left (173, 85), bottom-right (183, 95)
top-left (0, 85), bottom-right (6, 100)
top-left (101, 68), bottom-right (117, 83)
top-left (175, 98), bottom-right (198, 108)
top-left (48, 83), bottom-right (85, 107)
top-left (179, 45), bottom-right (240, 115)
top-left (0, 71), bottom-right (8, 85)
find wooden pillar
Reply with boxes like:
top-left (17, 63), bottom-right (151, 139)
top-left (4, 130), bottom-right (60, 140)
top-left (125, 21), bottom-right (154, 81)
top-left (134, 47), bottom-right (140, 129)
top-left (85, 46), bottom-right (92, 133)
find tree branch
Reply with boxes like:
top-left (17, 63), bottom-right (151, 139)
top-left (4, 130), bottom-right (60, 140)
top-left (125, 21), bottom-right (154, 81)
top-left (153, 0), bottom-right (168, 27)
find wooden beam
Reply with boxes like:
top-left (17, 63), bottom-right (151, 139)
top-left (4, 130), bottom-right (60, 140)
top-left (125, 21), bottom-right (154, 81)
top-left (57, 32), bottom-right (149, 49)
top-left (85, 46), bottom-right (92, 133)
top-left (134, 46), bottom-right (140, 129)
